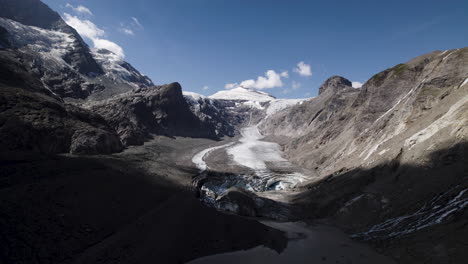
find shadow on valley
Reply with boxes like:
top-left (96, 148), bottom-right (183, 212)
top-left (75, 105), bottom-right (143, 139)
top-left (292, 142), bottom-right (467, 263)
top-left (0, 141), bottom-right (466, 264)
top-left (0, 151), bottom-right (287, 264)
top-left (185, 142), bottom-right (467, 263)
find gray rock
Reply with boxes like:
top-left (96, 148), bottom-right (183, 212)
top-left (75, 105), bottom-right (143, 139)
top-left (318, 75), bottom-right (353, 95)
top-left (0, 87), bottom-right (123, 155)
top-left (88, 83), bottom-right (218, 146)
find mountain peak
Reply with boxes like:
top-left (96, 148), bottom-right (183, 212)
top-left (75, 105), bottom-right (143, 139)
top-left (318, 76), bottom-right (352, 95)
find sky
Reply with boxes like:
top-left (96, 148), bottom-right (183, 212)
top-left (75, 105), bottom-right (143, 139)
top-left (42, 0), bottom-right (468, 98)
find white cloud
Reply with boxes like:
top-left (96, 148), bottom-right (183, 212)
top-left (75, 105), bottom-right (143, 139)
top-left (352, 81), bottom-right (363, 88)
top-left (120, 27), bottom-right (134, 36)
top-left (131, 17), bottom-right (144, 29)
top-left (225, 83), bottom-right (238, 89)
top-left (63, 13), bottom-right (103, 39)
top-left (239, 70), bottom-right (286, 90)
top-left (66, 3), bottom-right (93, 16)
top-left (92, 39), bottom-right (125, 58)
top-left (294, 61), bottom-right (312, 77)
top-left (203, 85), bottom-right (209, 90)
top-left (225, 70), bottom-right (288, 90)
top-left (63, 13), bottom-right (125, 58)
top-left (305, 92), bottom-right (312, 97)
top-left (119, 17), bottom-right (144, 36)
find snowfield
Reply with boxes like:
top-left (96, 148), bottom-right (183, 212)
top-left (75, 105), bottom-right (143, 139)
top-left (209, 87), bottom-right (276, 102)
top-left (0, 17), bottom-right (75, 67)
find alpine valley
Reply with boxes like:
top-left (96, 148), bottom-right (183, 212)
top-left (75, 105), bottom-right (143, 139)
top-left (0, 1), bottom-right (467, 264)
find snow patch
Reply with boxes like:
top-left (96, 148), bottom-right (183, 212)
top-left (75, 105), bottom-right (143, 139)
top-left (243, 100), bottom-right (264, 110)
top-left (183, 91), bottom-right (206, 101)
top-left (438, 50), bottom-right (448, 56)
top-left (0, 17), bottom-right (75, 67)
top-left (374, 78), bottom-right (426, 125)
top-left (442, 49), bottom-right (458, 61)
top-left (378, 149), bottom-right (389, 155)
top-left (90, 48), bottom-right (152, 86)
top-left (405, 94), bottom-right (468, 149)
top-left (459, 77), bottom-right (468, 88)
top-left (266, 99), bottom-right (304, 117)
top-left (353, 186), bottom-right (468, 239)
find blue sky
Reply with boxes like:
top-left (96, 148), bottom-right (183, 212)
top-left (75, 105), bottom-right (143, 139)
top-left (42, 0), bottom-right (468, 98)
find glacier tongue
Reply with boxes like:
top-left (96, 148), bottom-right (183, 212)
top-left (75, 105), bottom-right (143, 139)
top-left (227, 125), bottom-right (286, 171)
top-left (226, 125), bottom-right (307, 191)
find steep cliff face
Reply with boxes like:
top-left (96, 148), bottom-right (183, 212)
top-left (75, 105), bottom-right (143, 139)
top-left (87, 83), bottom-right (219, 146)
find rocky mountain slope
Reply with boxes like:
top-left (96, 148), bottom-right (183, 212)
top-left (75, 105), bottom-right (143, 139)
top-left (0, 50), bottom-right (123, 154)
top-left (259, 48), bottom-right (468, 263)
top-left (261, 48), bottom-right (468, 176)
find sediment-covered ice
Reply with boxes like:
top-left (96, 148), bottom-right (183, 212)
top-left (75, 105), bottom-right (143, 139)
top-left (226, 125), bottom-right (307, 191)
top-left (192, 142), bottom-right (234, 171)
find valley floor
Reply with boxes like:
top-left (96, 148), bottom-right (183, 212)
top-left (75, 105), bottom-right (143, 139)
top-left (1, 134), bottom-right (466, 264)
top-left (0, 137), bottom-right (287, 264)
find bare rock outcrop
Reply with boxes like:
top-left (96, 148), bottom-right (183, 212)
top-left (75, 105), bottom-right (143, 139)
top-left (318, 75), bottom-right (353, 95)
top-left (88, 83), bottom-right (219, 146)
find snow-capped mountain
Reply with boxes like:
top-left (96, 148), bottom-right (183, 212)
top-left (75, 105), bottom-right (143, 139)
top-left (183, 88), bottom-right (305, 136)
top-left (91, 48), bottom-right (153, 89)
top-left (0, 11), bottom-right (153, 100)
